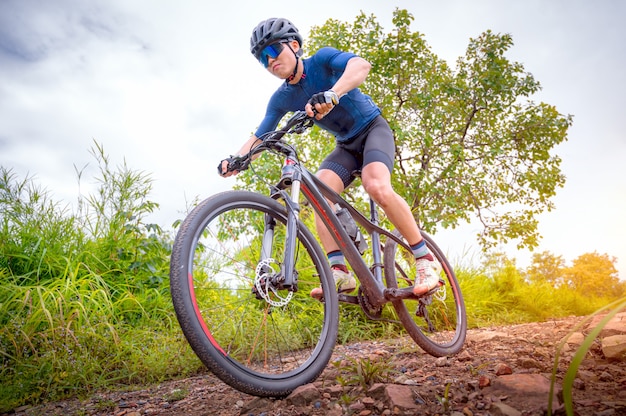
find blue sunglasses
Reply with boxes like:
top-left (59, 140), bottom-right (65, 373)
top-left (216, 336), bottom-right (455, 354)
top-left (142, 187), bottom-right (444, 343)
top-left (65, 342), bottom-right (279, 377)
top-left (258, 43), bottom-right (285, 68)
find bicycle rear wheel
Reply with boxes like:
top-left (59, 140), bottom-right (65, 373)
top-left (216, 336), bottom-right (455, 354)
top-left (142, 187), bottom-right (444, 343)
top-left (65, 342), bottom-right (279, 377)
top-left (170, 191), bottom-right (338, 397)
top-left (383, 231), bottom-right (466, 356)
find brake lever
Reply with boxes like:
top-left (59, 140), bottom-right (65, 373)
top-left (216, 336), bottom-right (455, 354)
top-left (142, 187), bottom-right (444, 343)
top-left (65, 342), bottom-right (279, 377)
top-left (292, 118), bottom-right (314, 134)
top-left (285, 110), bottom-right (314, 134)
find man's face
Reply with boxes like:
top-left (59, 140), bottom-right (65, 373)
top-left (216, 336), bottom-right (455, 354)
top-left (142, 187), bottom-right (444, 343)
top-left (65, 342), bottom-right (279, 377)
top-left (260, 40), bottom-right (299, 79)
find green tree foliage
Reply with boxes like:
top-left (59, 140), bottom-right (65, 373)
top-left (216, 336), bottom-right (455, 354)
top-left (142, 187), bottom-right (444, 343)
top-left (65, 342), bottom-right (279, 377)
top-left (526, 250), bottom-right (567, 287)
top-left (236, 9), bottom-right (572, 252)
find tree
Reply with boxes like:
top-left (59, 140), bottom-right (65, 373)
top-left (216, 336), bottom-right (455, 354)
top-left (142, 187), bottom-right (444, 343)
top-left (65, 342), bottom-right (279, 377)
top-left (563, 252), bottom-right (622, 298)
top-left (526, 251), bottom-right (566, 287)
top-left (238, 8), bottom-right (572, 251)
top-left (481, 252), bottom-right (526, 293)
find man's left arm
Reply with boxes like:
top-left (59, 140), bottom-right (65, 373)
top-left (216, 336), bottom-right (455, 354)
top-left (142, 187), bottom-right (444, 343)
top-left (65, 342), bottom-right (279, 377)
top-left (330, 56), bottom-right (371, 98)
top-left (306, 56), bottom-right (371, 119)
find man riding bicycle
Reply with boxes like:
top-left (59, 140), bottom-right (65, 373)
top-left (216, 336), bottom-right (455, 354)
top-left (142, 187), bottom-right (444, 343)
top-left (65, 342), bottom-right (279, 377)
top-left (219, 17), bottom-right (440, 299)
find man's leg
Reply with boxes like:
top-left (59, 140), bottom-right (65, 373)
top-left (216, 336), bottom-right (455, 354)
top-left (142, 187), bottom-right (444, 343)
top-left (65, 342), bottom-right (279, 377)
top-left (310, 169), bottom-right (356, 298)
top-left (314, 169), bottom-right (345, 253)
top-left (361, 162), bottom-right (421, 243)
top-left (361, 162), bottom-right (440, 295)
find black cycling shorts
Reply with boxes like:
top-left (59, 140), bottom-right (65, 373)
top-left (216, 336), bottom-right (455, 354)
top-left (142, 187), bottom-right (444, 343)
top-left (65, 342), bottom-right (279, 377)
top-left (318, 115), bottom-right (395, 188)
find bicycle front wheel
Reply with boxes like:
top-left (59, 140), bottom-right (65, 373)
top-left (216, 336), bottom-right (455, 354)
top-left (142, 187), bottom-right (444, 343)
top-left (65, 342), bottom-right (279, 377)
top-left (383, 231), bottom-right (467, 356)
top-left (170, 191), bottom-right (338, 397)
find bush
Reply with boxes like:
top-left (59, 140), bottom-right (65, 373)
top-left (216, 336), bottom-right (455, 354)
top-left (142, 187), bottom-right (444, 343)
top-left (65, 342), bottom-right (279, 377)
top-left (0, 145), bottom-right (201, 412)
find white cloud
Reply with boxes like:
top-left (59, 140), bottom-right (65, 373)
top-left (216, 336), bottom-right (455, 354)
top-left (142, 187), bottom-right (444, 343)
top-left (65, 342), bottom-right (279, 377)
top-left (1, 0), bottom-right (625, 276)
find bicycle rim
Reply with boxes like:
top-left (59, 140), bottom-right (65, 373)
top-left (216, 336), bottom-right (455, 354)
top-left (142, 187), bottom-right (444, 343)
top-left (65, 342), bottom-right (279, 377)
top-left (383, 231), bottom-right (467, 356)
top-left (170, 191), bottom-right (338, 397)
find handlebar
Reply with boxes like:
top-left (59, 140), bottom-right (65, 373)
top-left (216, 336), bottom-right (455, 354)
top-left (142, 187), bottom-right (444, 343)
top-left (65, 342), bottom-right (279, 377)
top-left (220, 111), bottom-right (314, 175)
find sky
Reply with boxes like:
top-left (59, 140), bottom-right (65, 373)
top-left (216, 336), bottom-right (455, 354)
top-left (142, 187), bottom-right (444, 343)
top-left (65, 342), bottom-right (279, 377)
top-left (1, 0), bottom-right (625, 278)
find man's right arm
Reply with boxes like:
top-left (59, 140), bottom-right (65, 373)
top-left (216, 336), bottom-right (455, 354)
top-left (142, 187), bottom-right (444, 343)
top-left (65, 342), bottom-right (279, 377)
top-left (219, 134), bottom-right (261, 177)
top-left (220, 95), bottom-right (286, 177)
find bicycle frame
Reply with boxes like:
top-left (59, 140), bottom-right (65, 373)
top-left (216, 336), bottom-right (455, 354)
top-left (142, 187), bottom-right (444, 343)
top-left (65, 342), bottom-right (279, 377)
top-left (267, 150), bottom-right (410, 309)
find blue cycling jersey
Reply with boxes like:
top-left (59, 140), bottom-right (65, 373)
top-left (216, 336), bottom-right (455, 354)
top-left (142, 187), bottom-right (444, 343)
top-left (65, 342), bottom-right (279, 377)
top-left (254, 47), bottom-right (381, 143)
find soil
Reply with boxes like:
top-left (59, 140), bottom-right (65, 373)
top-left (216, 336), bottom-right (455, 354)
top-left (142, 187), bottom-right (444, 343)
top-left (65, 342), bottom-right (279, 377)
top-left (6, 315), bottom-right (626, 416)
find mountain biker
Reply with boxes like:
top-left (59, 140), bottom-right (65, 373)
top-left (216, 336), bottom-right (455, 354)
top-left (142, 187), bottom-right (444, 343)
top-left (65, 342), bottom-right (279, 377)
top-left (219, 17), bottom-right (440, 299)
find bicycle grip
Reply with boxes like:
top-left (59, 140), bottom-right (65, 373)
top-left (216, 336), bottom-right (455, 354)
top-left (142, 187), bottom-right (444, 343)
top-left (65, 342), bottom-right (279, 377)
top-left (218, 156), bottom-right (250, 176)
top-left (217, 159), bottom-right (229, 176)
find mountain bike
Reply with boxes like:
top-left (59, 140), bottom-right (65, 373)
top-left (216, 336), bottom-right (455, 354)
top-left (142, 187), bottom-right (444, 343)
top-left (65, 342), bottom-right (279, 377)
top-left (169, 111), bottom-right (467, 397)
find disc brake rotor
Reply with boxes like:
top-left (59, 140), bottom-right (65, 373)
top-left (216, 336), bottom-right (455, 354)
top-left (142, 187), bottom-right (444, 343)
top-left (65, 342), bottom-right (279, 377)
top-left (254, 258), bottom-right (293, 307)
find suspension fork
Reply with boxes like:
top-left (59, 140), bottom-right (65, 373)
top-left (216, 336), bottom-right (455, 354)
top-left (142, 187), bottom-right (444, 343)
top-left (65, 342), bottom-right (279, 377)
top-left (260, 214), bottom-right (276, 261)
top-left (282, 177), bottom-right (301, 290)
top-left (260, 161), bottom-right (302, 290)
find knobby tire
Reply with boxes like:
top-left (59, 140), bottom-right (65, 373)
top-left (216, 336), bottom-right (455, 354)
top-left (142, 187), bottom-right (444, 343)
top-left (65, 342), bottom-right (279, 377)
top-left (383, 231), bottom-right (467, 356)
top-left (170, 191), bottom-right (339, 397)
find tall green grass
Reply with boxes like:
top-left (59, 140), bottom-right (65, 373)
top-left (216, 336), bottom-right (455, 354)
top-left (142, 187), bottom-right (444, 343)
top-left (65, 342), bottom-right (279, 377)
top-left (456, 259), bottom-right (616, 328)
top-left (0, 145), bottom-right (202, 412)
top-left (0, 273), bottom-right (196, 405)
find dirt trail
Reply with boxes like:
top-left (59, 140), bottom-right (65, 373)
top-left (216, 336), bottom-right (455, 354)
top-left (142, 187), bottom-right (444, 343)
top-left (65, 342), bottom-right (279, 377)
top-left (7, 315), bottom-right (626, 416)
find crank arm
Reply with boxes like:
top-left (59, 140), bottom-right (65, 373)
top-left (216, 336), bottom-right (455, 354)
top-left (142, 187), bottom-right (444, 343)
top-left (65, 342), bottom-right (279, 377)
top-left (383, 287), bottom-right (420, 301)
top-left (337, 294), bottom-right (360, 305)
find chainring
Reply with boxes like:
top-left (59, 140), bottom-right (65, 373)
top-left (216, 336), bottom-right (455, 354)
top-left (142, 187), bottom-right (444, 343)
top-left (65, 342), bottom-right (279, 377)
top-left (357, 286), bottom-right (383, 320)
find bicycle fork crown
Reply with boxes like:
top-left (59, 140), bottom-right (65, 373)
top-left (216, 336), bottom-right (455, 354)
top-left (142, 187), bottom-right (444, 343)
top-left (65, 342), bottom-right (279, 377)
top-left (278, 157), bottom-right (297, 189)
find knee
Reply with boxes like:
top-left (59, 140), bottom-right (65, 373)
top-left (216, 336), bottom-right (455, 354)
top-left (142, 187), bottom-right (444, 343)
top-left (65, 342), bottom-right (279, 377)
top-left (363, 179), bottom-right (393, 204)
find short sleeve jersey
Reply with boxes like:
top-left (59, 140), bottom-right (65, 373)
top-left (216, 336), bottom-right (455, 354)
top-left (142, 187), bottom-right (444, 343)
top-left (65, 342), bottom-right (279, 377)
top-left (254, 47), bottom-right (381, 143)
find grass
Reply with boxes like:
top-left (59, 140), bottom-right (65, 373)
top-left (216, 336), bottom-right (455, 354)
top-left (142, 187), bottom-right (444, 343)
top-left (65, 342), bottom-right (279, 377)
top-left (0, 147), bottom-right (204, 412)
top-left (0, 264), bottom-right (203, 411)
top-left (548, 296), bottom-right (626, 416)
top-left (163, 387), bottom-right (190, 402)
top-left (334, 356), bottom-right (396, 390)
top-left (456, 263), bottom-right (617, 328)
top-left (1, 145), bottom-right (624, 413)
